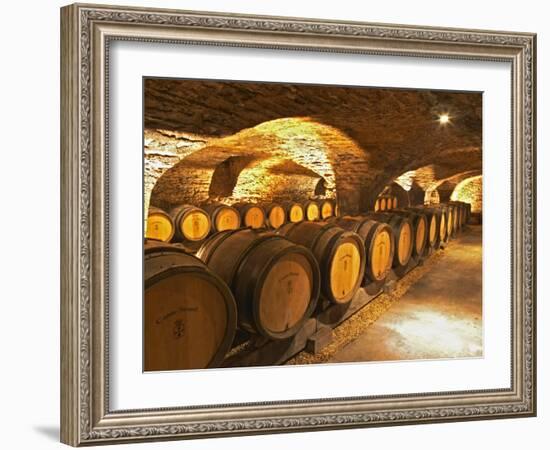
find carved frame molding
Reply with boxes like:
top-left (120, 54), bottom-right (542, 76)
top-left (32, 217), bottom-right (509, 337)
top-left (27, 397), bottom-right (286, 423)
top-left (61, 3), bottom-right (536, 446)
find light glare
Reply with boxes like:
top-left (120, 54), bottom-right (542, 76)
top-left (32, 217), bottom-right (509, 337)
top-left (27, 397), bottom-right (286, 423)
top-left (439, 113), bottom-right (450, 124)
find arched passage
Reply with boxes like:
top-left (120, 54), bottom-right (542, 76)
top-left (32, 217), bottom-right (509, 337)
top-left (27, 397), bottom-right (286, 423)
top-left (208, 155), bottom-right (260, 198)
top-left (149, 117), bottom-right (369, 212)
top-left (232, 158), bottom-right (329, 203)
top-left (451, 175), bottom-right (483, 213)
top-left (437, 170), bottom-right (482, 202)
top-left (389, 164), bottom-right (482, 207)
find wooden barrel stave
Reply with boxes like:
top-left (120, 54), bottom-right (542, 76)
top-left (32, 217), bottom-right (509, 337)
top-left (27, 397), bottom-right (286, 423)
top-left (304, 200), bottom-right (320, 221)
top-left (169, 204), bottom-right (212, 250)
top-left (144, 241), bottom-right (237, 371)
top-left (264, 203), bottom-right (287, 229)
top-left (233, 203), bottom-right (266, 229)
top-left (331, 216), bottom-right (394, 285)
top-left (449, 201), bottom-right (467, 229)
top-left (320, 199), bottom-right (335, 220)
top-left (197, 229), bottom-right (320, 340)
top-left (277, 221), bottom-right (366, 304)
top-left (406, 207), bottom-right (440, 249)
top-left (435, 206), bottom-right (452, 242)
top-left (385, 196), bottom-right (392, 211)
top-left (362, 212), bottom-right (413, 271)
top-left (202, 204), bottom-right (241, 232)
top-left (282, 201), bottom-right (305, 223)
top-left (233, 236), bottom-right (317, 336)
top-left (390, 210), bottom-right (428, 258)
top-left (146, 206), bottom-right (175, 242)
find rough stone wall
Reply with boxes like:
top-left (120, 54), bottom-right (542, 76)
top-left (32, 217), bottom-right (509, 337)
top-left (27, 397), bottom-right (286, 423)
top-left (451, 175), bottom-right (483, 213)
top-left (230, 158), bottom-right (326, 204)
top-left (144, 129), bottom-right (207, 216)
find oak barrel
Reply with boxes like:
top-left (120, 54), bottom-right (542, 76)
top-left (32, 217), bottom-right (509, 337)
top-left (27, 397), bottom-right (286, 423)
top-left (169, 205), bottom-right (211, 250)
top-left (197, 229), bottom-right (320, 340)
top-left (282, 201), bottom-right (305, 223)
top-left (233, 203), bottom-right (266, 229)
top-left (447, 205), bottom-right (455, 238)
top-left (146, 206), bottom-right (175, 242)
top-left (363, 212), bottom-right (413, 271)
top-left (435, 206), bottom-right (450, 243)
top-left (304, 200), bottom-right (321, 221)
top-left (385, 196), bottom-right (393, 211)
top-left (390, 210), bottom-right (428, 258)
top-left (406, 207), bottom-right (440, 249)
top-left (331, 216), bottom-right (394, 284)
top-left (435, 206), bottom-right (452, 242)
top-left (144, 241), bottom-right (237, 371)
top-left (320, 199), bottom-right (335, 219)
top-left (439, 205), bottom-right (455, 238)
top-left (449, 201), bottom-right (466, 229)
top-left (202, 204), bottom-right (241, 232)
top-left (264, 203), bottom-right (287, 229)
top-left (277, 222), bottom-right (366, 304)
top-left (448, 204), bottom-right (459, 234)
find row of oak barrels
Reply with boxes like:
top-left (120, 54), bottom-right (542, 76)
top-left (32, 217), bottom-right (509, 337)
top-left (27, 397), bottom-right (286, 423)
top-left (374, 195), bottom-right (398, 212)
top-left (146, 200), bottom-right (339, 247)
top-left (144, 201), bottom-right (471, 371)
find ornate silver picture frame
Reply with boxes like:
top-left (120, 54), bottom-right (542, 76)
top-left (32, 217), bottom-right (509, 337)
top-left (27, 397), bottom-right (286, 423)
top-left (60, 3), bottom-right (536, 446)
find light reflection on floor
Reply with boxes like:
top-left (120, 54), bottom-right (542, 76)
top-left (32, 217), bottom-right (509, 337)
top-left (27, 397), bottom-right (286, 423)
top-left (330, 226), bottom-right (482, 362)
top-left (383, 309), bottom-right (482, 358)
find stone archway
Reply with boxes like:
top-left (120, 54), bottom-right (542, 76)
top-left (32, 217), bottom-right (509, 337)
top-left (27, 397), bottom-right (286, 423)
top-left (451, 175), bottom-right (483, 213)
top-left (149, 117), bottom-right (369, 213)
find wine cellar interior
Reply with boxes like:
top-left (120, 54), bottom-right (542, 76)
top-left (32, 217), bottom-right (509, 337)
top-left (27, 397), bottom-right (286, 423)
top-left (143, 79), bottom-right (483, 371)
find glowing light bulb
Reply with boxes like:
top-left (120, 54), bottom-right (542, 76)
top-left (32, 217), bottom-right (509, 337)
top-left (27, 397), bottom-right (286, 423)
top-left (439, 114), bottom-right (450, 125)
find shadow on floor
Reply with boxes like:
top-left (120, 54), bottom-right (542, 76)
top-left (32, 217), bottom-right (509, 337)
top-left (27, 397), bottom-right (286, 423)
top-left (33, 425), bottom-right (59, 442)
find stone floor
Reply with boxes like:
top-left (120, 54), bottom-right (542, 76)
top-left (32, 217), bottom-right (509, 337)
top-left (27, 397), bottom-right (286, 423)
top-left (328, 226), bottom-right (483, 363)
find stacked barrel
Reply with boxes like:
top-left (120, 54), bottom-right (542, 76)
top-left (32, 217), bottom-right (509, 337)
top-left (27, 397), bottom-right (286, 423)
top-left (144, 240), bottom-right (237, 371)
top-left (145, 199), bottom-right (340, 249)
top-left (197, 229), bottom-right (321, 340)
top-left (144, 198), bottom-right (471, 371)
top-left (374, 195), bottom-right (398, 212)
top-left (329, 216), bottom-right (395, 294)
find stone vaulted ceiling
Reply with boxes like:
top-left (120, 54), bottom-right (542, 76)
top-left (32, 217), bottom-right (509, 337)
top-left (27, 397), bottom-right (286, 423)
top-left (144, 78), bottom-right (482, 213)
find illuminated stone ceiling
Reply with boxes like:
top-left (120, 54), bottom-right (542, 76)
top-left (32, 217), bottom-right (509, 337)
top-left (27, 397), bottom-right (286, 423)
top-left (144, 78), bottom-right (482, 213)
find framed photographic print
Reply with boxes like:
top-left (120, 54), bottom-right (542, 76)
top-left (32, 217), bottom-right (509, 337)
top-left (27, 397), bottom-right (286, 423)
top-left (60, 3), bottom-right (537, 446)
